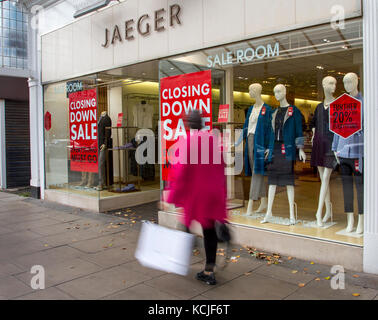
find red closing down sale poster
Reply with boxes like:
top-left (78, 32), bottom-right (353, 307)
top-left (160, 70), bottom-right (212, 181)
top-left (69, 89), bottom-right (98, 173)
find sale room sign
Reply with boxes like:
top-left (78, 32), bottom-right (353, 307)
top-left (69, 89), bottom-right (98, 173)
top-left (160, 70), bottom-right (212, 181)
top-left (329, 93), bottom-right (362, 139)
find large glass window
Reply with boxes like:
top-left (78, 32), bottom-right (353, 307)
top-left (160, 19), bottom-right (363, 246)
top-left (0, 0), bottom-right (28, 69)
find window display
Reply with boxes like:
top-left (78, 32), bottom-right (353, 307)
top-left (161, 19), bottom-right (364, 246)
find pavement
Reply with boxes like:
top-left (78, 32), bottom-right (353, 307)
top-left (1, 191), bottom-right (378, 300)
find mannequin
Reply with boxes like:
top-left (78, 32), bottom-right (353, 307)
top-left (238, 83), bottom-right (272, 215)
top-left (261, 84), bottom-right (306, 225)
top-left (332, 72), bottom-right (364, 234)
top-left (96, 110), bottom-right (112, 191)
top-left (311, 76), bottom-right (338, 227)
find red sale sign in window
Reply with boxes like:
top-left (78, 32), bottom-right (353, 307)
top-left (218, 104), bottom-right (229, 122)
top-left (329, 93), bottom-right (362, 139)
top-left (69, 89), bottom-right (98, 173)
top-left (160, 70), bottom-right (212, 181)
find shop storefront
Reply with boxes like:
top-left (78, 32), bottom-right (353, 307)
top-left (35, 0), bottom-right (378, 273)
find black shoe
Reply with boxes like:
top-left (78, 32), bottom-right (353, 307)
top-left (196, 271), bottom-right (216, 285)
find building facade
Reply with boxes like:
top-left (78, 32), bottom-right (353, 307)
top-left (24, 0), bottom-right (378, 274)
top-left (0, 0), bottom-right (31, 191)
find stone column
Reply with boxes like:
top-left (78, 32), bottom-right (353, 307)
top-left (363, 0), bottom-right (378, 274)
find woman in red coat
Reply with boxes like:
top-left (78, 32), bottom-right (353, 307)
top-left (165, 110), bottom-right (228, 285)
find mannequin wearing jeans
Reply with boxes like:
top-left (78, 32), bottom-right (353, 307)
top-left (332, 72), bottom-right (364, 234)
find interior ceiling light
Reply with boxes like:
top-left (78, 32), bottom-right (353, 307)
top-left (316, 65), bottom-right (324, 70)
top-left (341, 45), bottom-right (349, 50)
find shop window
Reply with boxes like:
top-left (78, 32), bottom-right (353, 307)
top-left (160, 19), bottom-right (364, 246)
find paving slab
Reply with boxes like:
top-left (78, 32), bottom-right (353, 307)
top-left (15, 287), bottom-right (74, 300)
top-left (0, 262), bottom-right (24, 277)
top-left (1, 239), bottom-right (52, 259)
top-left (284, 278), bottom-right (378, 300)
top-left (0, 230), bottom-right (43, 246)
top-left (11, 246), bottom-right (85, 270)
top-left (102, 283), bottom-right (180, 300)
top-left (68, 230), bottom-right (138, 254)
top-left (7, 218), bottom-right (62, 232)
top-left (80, 246), bottom-right (137, 268)
top-left (1, 212), bottom-right (50, 224)
top-left (254, 264), bottom-right (316, 286)
top-left (143, 272), bottom-right (215, 300)
top-left (201, 273), bottom-right (298, 300)
top-left (15, 258), bottom-right (103, 289)
top-left (0, 275), bottom-right (34, 299)
top-left (57, 265), bottom-right (151, 300)
top-left (121, 260), bottom-right (167, 279)
top-left (37, 229), bottom-right (110, 247)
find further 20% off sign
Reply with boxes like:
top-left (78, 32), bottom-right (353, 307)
top-left (329, 93), bottom-right (362, 139)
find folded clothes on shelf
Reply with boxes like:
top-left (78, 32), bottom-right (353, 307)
top-left (114, 142), bottom-right (134, 150)
top-left (115, 184), bottom-right (136, 192)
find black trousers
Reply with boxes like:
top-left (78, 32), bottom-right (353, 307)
top-left (339, 157), bottom-right (364, 214)
top-left (203, 227), bottom-right (218, 271)
top-left (185, 225), bottom-right (218, 271)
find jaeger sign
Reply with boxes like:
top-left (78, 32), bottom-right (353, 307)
top-left (102, 4), bottom-right (181, 47)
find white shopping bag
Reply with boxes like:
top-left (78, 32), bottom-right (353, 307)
top-left (135, 221), bottom-right (195, 276)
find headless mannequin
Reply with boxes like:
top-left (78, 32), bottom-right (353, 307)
top-left (100, 111), bottom-right (107, 151)
top-left (96, 110), bottom-right (110, 191)
top-left (334, 72), bottom-right (363, 234)
top-left (261, 84), bottom-right (306, 225)
top-left (246, 83), bottom-right (269, 215)
top-left (312, 76), bottom-right (337, 227)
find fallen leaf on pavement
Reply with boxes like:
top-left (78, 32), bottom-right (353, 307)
top-left (287, 257), bottom-right (293, 260)
top-left (310, 262), bottom-right (315, 265)
top-left (315, 278), bottom-right (321, 281)
top-left (292, 270), bottom-right (298, 274)
top-left (298, 283), bottom-right (305, 287)
top-left (353, 275), bottom-right (360, 278)
top-left (244, 272), bottom-right (251, 276)
top-left (352, 293), bottom-right (360, 297)
top-left (324, 276), bottom-right (331, 280)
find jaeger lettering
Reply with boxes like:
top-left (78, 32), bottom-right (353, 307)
top-left (102, 4), bottom-right (181, 47)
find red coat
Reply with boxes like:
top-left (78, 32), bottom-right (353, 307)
top-left (166, 131), bottom-right (228, 229)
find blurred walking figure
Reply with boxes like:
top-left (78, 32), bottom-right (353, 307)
top-left (163, 110), bottom-right (228, 285)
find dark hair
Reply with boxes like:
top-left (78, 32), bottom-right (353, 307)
top-left (187, 110), bottom-right (203, 130)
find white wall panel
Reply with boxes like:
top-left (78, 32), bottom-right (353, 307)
top-left (138, 0), bottom-right (169, 61)
top-left (41, 0), bottom-right (362, 83)
top-left (296, 0), bottom-right (362, 25)
top-left (168, 0), bottom-right (203, 54)
top-left (113, 0), bottom-right (140, 67)
top-left (41, 32), bottom-right (57, 82)
top-left (203, 0), bottom-right (245, 46)
top-left (245, 0), bottom-right (295, 37)
top-left (55, 26), bottom-right (74, 79)
top-left (73, 18), bottom-right (92, 75)
top-left (91, 9), bottom-right (114, 72)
